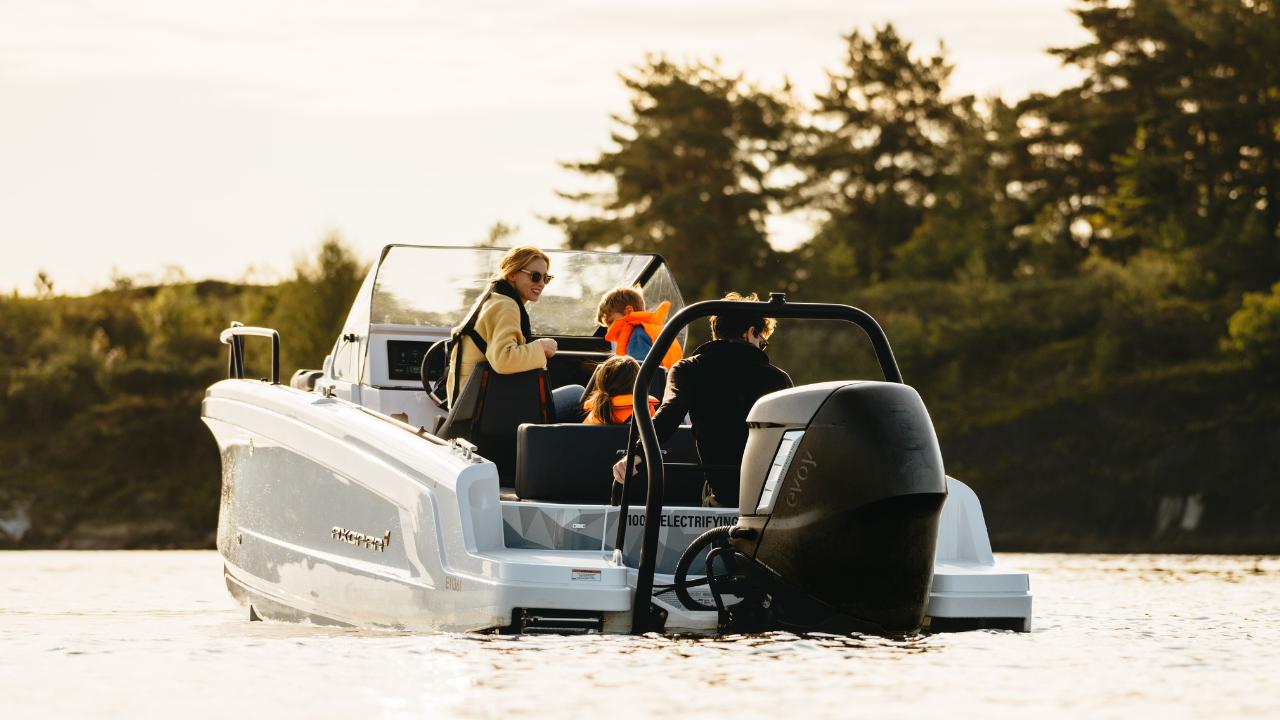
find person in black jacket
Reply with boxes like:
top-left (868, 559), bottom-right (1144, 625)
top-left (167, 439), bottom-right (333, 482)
top-left (613, 292), bottom-right (792, 507)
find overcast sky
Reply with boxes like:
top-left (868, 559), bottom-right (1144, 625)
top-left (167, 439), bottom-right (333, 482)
top-left (0, 0), bottom-right (1092, 295)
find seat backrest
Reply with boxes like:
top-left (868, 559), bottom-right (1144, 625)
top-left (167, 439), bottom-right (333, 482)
top-left (438, 363), bottom-right (553, 483)
top-left (515, 423), bottom-right (705, 506)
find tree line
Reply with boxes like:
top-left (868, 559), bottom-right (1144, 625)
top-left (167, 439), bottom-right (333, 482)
top-left (0, 237), bottom-right (365, 547)
top-left (548, 2), bottom-right (1280, 551)
top-left (553, 2), bottom-right (1280, 379)
top-left (2, 1), bottom-right (1277, 550)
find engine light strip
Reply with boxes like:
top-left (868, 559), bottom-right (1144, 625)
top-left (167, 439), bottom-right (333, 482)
top-left (756, 430), bottom-right (805, 514)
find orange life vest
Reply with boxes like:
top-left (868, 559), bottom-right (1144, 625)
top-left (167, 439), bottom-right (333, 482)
top-left (603, 300), bottom-right (683, 369)
top-left (583, 394), bottom-right (660, 425)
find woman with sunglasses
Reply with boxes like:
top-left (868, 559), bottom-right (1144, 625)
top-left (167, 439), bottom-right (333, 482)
top-left (446, 245), bottom-right (584, 420)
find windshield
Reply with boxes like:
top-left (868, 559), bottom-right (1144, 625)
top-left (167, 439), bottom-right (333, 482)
top-left (370, 246), bottom-right (684, 337)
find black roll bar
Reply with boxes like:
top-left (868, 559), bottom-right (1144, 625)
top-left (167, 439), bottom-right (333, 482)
top-left (220, 322), bottom-right (282, 384)
top-left (624, 292), bottom-right (903, 633)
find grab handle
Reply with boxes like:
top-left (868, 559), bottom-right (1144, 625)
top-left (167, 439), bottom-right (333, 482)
top-left (219, 322), bottom-right (281, 384)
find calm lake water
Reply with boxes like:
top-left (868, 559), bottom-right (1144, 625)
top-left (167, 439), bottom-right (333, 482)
top-left (1, 551), bottom-right (1277, 718)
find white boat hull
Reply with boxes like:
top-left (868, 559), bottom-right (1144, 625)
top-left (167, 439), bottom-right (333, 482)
top-left (204, 379), bottom-right (1031, 633)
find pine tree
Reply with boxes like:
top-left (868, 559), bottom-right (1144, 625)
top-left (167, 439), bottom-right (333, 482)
top-left (794, 25), bottom-right (961, 286)
top-left (1026, 0), bottom-right (1280, 287)
top-left (551, 57), bottom-right (795, 299)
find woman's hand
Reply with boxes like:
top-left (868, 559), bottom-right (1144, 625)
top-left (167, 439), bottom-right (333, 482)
top-left (539, 338), bottom-right (558, 359)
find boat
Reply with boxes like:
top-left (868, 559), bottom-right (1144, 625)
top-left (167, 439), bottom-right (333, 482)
top-left (202, 244), bottom-right (1032, 634)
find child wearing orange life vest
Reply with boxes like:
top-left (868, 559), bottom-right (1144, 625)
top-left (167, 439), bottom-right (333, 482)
top-left (582, 356), bottom-right (660, 425)
top-left (595, 287), bottom-right (683, 368)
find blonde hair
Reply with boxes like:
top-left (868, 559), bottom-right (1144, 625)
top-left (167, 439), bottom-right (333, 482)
top-left (596, 286), bottom-right (646, 326)
top-left (710, 292), bottom-right (778, 340)
top-left (583, 356), bottom-right (641, 424)
top-left (493, 246), bottom-right (551, 283)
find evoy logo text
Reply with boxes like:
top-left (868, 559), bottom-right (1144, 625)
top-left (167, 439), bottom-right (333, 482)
top-left (786, 451), bottom-right (816, 507)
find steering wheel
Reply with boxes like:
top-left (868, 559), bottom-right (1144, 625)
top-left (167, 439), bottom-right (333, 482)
top-left (673, 525), bottom-right (740, 611)
top-left (420, 339), bottom-right (450, 410)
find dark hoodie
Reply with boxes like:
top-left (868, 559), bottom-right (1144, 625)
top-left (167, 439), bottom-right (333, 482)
top-left (651, 339), bottom-right (792, 506)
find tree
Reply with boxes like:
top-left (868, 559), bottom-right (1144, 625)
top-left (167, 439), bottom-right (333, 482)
top-left (892, 97), bottom-right (1024, 280)
top-left (268, 234), bottom-right (369, 373)
top-left (1026, 0), bottom-right (1280, 287)
top-left (481, 221), bottom-right (518, 248)
top-left (551, 57), bottom-right (795, 299)
top-left (1227, 281), bottom-right (1280, 370)
top-left (794, 25), bottom-right (962, 285)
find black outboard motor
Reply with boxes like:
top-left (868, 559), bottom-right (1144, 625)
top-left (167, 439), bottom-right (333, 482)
top-left (627, 294), bottom-right (946, 635)
top-left (718, 380), bottom-right (947, 633)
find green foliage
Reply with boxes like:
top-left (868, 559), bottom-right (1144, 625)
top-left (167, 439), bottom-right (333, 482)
top-left (551, 56), bottom-right (795, 298)
top-left (542, 6), bottom-right (1280, 550)
top-left (892, 98), bottom-right (1026, 281)
top-left (1028, 0), bottom-right (1280, 281)
top-left (1227, 282), bottom-right (1280, 370)
top-left (143, 274), bottom-right (219, 363)
top-left (262, 233), bottom-right (369, 374)
top-left (795, 25), bottom-right (961, 285)
top-left (1082, 252), bottom-right (1218, 374)
top-left (481, 221), bottom-right (518, 248)
top-left (0, 237), bottom-right (366, 548)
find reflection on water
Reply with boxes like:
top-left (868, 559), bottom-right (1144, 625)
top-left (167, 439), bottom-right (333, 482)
top-left (1, 552), bottom-right (1277, 718)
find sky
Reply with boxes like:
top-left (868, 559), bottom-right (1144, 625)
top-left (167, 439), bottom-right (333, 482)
top-left (0, 0), bottom-right (1092, 295)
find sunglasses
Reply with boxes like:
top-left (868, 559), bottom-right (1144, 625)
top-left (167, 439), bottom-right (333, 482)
top-left (519, 268), bottom-right (554, 285)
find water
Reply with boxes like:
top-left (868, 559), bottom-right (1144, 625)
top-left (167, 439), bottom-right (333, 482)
top-left (2, 552), bottom-right (1277, 718)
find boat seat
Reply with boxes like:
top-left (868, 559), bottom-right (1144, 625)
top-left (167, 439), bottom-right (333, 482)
top-left (514, 423), bottom-right (706, 506)
top-left (437, 362), bottom-right (553, 484)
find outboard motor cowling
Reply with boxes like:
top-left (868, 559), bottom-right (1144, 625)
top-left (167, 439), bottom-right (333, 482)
top-left (679, 380), bottom-right (947, 634)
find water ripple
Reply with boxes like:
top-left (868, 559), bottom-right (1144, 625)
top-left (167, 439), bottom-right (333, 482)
top-left (1, 551), bottom-right (1277, 719)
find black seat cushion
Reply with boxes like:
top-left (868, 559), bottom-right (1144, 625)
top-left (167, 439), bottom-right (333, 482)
top-left (515, 423), bottom-right (706, 506)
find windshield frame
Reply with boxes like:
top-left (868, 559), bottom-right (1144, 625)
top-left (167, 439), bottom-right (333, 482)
top-left (366, 244), bottom-right (683, 339)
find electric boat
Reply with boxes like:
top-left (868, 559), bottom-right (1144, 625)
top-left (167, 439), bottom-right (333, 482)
top-left (202, 245), bottom-right (1032, 634)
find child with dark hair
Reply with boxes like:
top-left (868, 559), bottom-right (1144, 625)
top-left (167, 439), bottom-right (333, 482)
top-left (596, 286), bottom-right (683, 368)
top-left (582, 356), bottom-right (660, 425)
